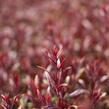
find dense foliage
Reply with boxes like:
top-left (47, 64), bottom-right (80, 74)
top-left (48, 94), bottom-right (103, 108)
top-left (0, 0), bottom-right (109, 109)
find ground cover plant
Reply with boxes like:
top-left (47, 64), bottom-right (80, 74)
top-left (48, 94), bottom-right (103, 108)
top-left (0, 0), bottom-right (109, 109)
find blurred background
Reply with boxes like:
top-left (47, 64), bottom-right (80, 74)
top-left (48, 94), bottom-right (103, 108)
top-left (0, 0), bottom-right (109, 58)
